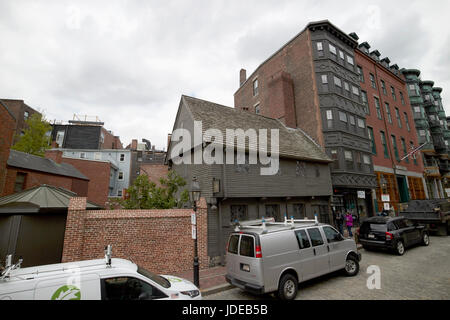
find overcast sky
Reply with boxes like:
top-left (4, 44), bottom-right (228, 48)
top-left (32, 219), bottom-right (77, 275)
top-left (1, 0), bottom-right (449, 149)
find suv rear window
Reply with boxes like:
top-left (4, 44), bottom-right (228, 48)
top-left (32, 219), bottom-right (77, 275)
top-left (239, 235), bottom-right (255, 257)
top-left (361, 222), bottom-right (387, 233)
top-left (228, 235), bottom-right (239, 254)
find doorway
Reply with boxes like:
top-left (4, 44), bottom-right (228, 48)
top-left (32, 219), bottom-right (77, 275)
top-left (396, 176), bottom-right (409, 203)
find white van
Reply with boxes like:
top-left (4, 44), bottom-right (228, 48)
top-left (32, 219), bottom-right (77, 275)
top-left (0, 246), bottom-right (201, 300)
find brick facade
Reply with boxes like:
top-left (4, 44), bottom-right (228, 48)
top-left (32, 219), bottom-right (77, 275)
top-left (140, 164), bottom-right (169, 187)
top-left (62, 197), bottom-right (208, 274)
top-left (0, 99), bottom-right (41, 144)
top-left (0, 102), bottom-right (16, 195)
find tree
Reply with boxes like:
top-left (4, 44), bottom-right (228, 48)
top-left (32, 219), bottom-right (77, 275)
top-left (11, 113), bottom-right (52, 157)
top-left (113, 170), bottom-right (190, 209)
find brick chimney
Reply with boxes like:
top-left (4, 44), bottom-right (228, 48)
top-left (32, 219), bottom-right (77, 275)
top-left (131, 139), bottom-right (138, 150)
top-left (267, 71), bottom-right (297, 128)
top-left (239, 69), bottom-right (247, 86)
top-left (45, 149), bottom-right (63, 164)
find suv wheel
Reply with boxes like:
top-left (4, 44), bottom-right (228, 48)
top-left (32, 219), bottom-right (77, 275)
top-left (278, 274), bottom-right (298, 300)
top-left (395, 240), bottom-right (405, 256)
top-left (422, 233), bottom-right (430, 246)
top-left (343, 256), bottom-right (359, 276)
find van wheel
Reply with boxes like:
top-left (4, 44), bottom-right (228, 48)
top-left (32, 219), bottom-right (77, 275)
top-left (395, 240), bottom-right (405, 256)
top-left (343, 256), bottom-right (359, 276)
top-left (277, 274), bottom-right (298, 300)
top-left (421, 233), bottom-right (430, 246)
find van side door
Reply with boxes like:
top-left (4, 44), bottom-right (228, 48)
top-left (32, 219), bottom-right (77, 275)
top-left (100, 277), bottom-right (168, 300)
top-left (323, 226), bottom-right (346, 271)
top-left (34, 273), bottom-right (101, 300)
top-left (306, 227), bottom-right (330, 277)
top-left (294, 229), bottom-right (315, 281)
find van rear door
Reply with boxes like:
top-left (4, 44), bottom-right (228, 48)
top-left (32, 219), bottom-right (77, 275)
top-left (226, 233), bottom-right (263, 289)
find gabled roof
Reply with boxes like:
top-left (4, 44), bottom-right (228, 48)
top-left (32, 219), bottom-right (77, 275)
top-left (0, 99), bottom-right (17, 121)
top-left (0, 184), bottom-right (102, 213)
top-left (7, 150), bottom-right (89, 181)
top-left (175, 95), bottom-right (332, 163)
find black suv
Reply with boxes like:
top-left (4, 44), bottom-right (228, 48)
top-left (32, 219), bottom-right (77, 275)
top-left (357, 216), bottom-right (429, 255)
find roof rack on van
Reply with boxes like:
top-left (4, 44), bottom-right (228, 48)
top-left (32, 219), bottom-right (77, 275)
top-left (105, 244), bottom-right (112, 268)
top-left (233, 216), bottom-right (319, 233)
top-left (0, 255), bottom-right (23, 282)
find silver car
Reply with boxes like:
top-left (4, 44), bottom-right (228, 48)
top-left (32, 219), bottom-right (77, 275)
top-left (225, 217), bottom-right (361, 300)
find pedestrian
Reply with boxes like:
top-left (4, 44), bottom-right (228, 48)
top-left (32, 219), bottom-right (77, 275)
top-left (335, 210), bottom-right (344, 235)
top-left (345, 211), bottom-right (353, 237)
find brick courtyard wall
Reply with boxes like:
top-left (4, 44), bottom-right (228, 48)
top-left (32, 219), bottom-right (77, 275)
top-left (62, 197), bottom-right (208, 274)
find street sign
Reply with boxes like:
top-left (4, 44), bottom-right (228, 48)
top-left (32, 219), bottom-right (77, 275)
top-left (357, 191), bottom-right (365, 199)
top-left (191, 213), bottom-right (196, 225)
top-left (192, 225), bottom-right (196, 239)
top-left (381, 194), bottom-right (390, 202)
top-left (383, 203), bottom-right (390, 210)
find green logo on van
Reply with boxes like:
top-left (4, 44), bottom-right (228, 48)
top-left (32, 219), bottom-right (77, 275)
top-left (51, 285), bottom-right (81, 300)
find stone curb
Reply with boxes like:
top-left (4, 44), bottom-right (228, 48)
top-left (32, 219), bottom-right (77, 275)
top-left (201, 283), bottom-right (234, 296)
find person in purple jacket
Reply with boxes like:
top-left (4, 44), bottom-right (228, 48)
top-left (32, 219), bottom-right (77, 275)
top-left (345, 211), bottom-right (353, 237)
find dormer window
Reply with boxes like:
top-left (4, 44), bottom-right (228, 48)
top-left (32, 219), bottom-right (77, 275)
top-left (253, 78), bottom-right (259, 96)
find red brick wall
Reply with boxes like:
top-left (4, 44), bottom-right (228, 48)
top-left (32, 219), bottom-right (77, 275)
top-left (62, 197), bottom-right (208, 274)
top-left (0, 104), bottom-right (16, 195)
top-left (0, 99), bottom-right (40, 144)
top-left (140, 164), bottom-right (169, 187)
top-left (234, 29), bottom-right (324, 147)
top-left (356, 50), bottom-right (424, 174)
top-left (100, 128), bottom-right (123, 150)
top-left (61, 157), bottom-right (111, 206)
top-left (2, 167), bottom-right (89, 197)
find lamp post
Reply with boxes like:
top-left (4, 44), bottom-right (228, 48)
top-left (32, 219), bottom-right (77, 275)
top-left (189, 176), bottom-right (201, 287)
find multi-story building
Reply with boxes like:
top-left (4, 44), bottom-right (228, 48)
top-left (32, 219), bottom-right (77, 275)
top-left (234, 20), bottom-right (377, 218)
top-left (355, 40), bottom-right (426, 212)
top-left (0, 100), bottom-right (17, 195)
top-left (0, 98), bottom-right (41, 144)
top-left (402, 70), bottom-right (450, 199)
top-left (51, 117), bottom-right (123, 150)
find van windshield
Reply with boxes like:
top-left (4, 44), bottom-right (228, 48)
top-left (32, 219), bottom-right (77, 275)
top-left (137, 266), bottom-right (171, 288)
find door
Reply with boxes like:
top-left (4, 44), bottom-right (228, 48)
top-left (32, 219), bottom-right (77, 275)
top-left (101, 277), bottom-right (168, 300)
top-left (397, 176), bottom-right (410, 203)
top-left (322, 226), bottom-right (346, 271)
top-left (394, 219), bottom-right (416, 246)
top-left (306, 227), bottom-right (330, 277)
top-left (294, 229), bottom-right (315, 281)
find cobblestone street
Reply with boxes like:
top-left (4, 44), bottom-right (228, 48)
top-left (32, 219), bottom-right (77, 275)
top-left (206, 236), bottom-right (450, 300)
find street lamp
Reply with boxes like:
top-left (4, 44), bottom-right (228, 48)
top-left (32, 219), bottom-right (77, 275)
top-left (189, 176), bottom-right (201, 287)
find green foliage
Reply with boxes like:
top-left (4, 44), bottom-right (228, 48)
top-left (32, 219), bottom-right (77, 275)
top-left (11, 113), bottom-right (52, 157)
top-left (115, 170), bottom-right (189, 209)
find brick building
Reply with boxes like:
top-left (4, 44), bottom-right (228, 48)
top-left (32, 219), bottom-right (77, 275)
top-left (0, 100), bottom-right (16, 195)
top-left (234, 20), bottom-right (376, 218)
top-left (2, 150), bottom-right (89, 197)
top-left (355, 40), bottom-right (426, 212)
top-left (402, 70), bottom-right (450, 199)
top-left (0, 98), bottom-right (41, 144)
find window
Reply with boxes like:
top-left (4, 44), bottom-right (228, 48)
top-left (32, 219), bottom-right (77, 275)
top-left (410, 142), bottom-right (417, 164)
top-left (94, 153), bottom-right (101, 160)
top-left (120, 154), bottom-right (125, 161)
top-left (24, 111), bottom-right (29, 120)
top-left (253, 78), bottom-right (259, 96)
top-left (255, 104), bottom-right (260, 114)
top-left (368, 127), bottom-right (376, 154)
top-left (329, 43), bottom-right (337, 55)
top-left (391, 86), bottom-right (396, 101)
top-left (395, 108), bottom-right (402, 128)
top-left (230, 205), bottom-right (248, 222)
top-left (14, 172), bottom-right (27, 193)
top-left (357, 66), bottom-right (364, 82)
top-left (100, 132), bottom-right (105, 144)
top-left (352, 86), bottom-right (360, 96)
top-left (239, 235), bottom-right (255, 257)
top-left (339, 50), bottom-right (345, 60)
top-left (391, 135), bottom-right (400, 161)
top-left (80, 152), bottom-right (86, 159)
top-left (227, 235), bottom-right (239, 254)
top-left (344, 150), bottom-right (353, 161)
top-left (370, 73), bottom-right (376, 89)
top-left (56, 130), bottom-right (65, 147)
top-left (339, 111), bottom-right (347, 123)
top-left (381, 80), bottom-right (387, 95)
top-left (349, 115), bottom-right (355, 126)
top-left (317, 42), bottom-right (323, 51)
top-left (265, 204), bottom-right (280, 221)
top-left (361, 91), bottom-right (369, 113)
top-left (118, 172), bottom-right (124, 180)
top-left (321, 74), bottom-right (328, 84)
top-left (381, 131), bottom-right (389, 158)
top-left (400, 92), bottom-right (405, 105)
top-left (385, 103), bottom-right (392, 123)
top-left (347, 55), bottom-right (354, 65)
top-left (102, 277), bottom-right (167, 300)
top-left (401, 138), bottom-right (409, 163)
top-left (334, 76), bottom-right (342, 87)
top-left (344, 82), bottom-right (350, 91)
top-left (118, 190), bottom-right (122, 197)
top-left (295, 230), bottom-right (311, 249)
top-left (326, 110), bottom-right (333, 128)
top-left (306, 228), bottom-right (324, 247)
top-left (374, 97), bottom-right (382, 119)
top-left (323, 226), bottom-right (344, 242)
top-left (357, 118), bottom-right (365, 128)
top-left (363, 154), bottom-right (371, 165)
